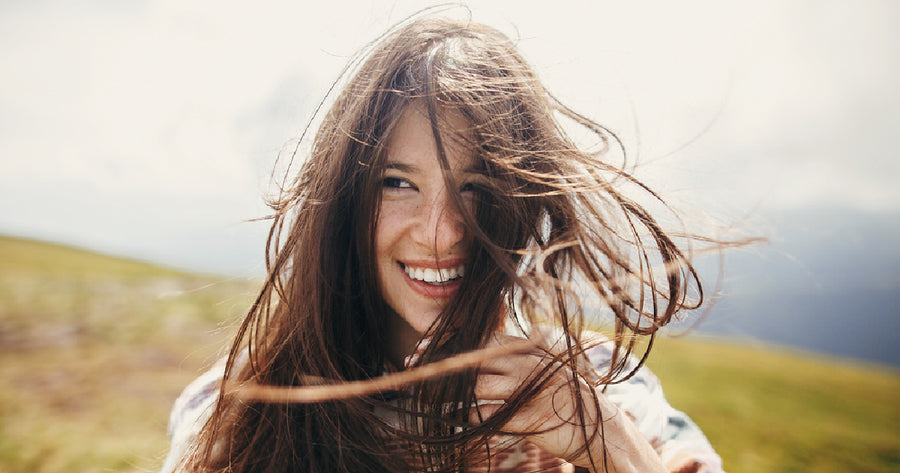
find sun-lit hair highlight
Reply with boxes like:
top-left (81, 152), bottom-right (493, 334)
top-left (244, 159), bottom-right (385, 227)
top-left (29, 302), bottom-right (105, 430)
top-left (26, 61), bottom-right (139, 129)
top-left (181, 12), bottom-right (725, 473)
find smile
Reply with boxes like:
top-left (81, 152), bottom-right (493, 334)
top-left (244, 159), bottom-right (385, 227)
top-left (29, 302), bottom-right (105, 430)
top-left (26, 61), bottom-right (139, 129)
top-left (401, 263), bottom-right (466, 285)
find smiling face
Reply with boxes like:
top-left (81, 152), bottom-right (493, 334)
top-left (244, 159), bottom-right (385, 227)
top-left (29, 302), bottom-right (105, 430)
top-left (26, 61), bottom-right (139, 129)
top-left (375, 105), bottom-right (479, 357)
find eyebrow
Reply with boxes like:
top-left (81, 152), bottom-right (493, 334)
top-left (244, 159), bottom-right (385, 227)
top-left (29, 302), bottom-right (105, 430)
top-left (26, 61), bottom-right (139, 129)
top-left (384, 161), bottom-right (481, 174)
top-left (384, 162), bottom-right (418, 173)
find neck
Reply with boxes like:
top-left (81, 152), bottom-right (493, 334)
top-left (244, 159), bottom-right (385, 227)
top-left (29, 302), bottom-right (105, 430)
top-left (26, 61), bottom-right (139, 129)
top-left (385, 311), bottom-right (425, 369)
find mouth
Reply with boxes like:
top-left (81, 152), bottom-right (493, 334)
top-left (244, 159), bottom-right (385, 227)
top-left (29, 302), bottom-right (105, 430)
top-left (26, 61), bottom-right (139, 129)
top-left (400, 262), bottom-right (466, 285)
top-left (397, 260), bottom-right (466, 300)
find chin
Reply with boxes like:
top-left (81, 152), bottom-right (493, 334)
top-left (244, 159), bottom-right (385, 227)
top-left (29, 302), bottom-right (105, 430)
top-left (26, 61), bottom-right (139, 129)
top-left (402, 309), bottom-right (442, 335)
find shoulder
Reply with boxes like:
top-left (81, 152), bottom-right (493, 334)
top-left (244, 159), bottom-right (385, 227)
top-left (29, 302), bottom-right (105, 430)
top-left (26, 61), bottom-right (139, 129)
top-left (169, 359), bottom-right (224, 434)
top-left (159, 357), bottom-right (227, 473)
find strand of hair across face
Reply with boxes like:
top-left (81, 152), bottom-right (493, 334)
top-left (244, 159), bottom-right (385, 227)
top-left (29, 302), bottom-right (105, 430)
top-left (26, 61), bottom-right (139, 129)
top-left (229, 337), bottom-right (536, 403)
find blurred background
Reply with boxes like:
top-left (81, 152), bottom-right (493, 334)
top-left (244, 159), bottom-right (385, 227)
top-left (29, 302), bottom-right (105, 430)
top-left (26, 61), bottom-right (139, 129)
top-left (0, 1), bottom-right (897, 472)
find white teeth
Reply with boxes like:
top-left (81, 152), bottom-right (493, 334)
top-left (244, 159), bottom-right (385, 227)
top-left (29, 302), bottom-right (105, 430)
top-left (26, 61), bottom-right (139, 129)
top-left (404, 263), bottom-right (466, 284)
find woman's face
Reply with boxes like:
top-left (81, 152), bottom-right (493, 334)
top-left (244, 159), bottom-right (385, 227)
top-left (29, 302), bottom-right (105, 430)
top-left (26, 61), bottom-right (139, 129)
top-left (376, 105), bottom-right (478, 346)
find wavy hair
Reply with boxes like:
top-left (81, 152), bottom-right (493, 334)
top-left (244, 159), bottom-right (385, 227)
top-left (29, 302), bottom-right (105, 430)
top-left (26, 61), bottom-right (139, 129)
top-left (185, 15), bottom-right (706, 473)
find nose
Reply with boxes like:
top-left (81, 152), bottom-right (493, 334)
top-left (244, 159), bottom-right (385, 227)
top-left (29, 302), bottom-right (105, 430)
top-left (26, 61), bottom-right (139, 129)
top-left (413, 189), bottom-right (466, 255)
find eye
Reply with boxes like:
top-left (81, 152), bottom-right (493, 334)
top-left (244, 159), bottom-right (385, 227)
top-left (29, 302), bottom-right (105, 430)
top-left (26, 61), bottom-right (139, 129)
top-left (383, 177), bottom-right (414, 189)
top-left (460, 182), bottom-right (477, 193)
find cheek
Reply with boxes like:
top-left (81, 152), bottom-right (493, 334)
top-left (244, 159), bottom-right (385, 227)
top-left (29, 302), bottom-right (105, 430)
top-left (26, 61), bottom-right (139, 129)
top-left (374, 206), bottom-right (399, 262)
top-left (375, 200), bottom-right (417, 257)
top-left (374, 204), bottom-right (410, 294)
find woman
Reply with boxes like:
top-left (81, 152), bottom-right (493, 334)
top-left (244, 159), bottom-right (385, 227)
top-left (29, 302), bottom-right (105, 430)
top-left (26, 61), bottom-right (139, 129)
top-left (161, 16), bottom-right (725, 473)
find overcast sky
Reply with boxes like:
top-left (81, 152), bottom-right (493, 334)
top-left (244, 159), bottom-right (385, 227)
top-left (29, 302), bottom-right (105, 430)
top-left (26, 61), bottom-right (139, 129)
top-left (1, 0), bottom-right (898, 279)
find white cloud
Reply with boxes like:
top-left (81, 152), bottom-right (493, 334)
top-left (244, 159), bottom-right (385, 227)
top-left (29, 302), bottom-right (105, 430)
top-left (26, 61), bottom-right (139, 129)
top-left (1, 0), bottom-right (898, 275)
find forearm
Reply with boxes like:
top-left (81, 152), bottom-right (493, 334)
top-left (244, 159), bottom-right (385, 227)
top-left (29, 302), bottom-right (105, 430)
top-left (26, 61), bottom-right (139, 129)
top-left (575, 400), bottom-right (667, 473)
top-left (584, 337), bottom-right (725, 473)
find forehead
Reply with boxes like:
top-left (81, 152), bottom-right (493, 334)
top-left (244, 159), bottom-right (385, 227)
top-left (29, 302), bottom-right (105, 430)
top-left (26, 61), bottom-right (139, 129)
top-left (385, 103), bottom-right (477, 171)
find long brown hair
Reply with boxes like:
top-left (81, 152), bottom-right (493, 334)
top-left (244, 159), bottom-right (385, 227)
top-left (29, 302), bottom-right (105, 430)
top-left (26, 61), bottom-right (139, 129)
top-left (186, 15), bottom-right (705, 473)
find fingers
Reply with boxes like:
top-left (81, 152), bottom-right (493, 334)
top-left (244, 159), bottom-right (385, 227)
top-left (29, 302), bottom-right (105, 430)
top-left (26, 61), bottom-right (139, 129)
top-left (474, 333), bottom-right (579, 401)
top-left (473, 373), bottom-right (516, 400)
top-left (466, 333), bottom-right (658, 470)
top-left (475, 352), bottom-right (550, 378)
top-left (467, 399), bottom-right (504, 425)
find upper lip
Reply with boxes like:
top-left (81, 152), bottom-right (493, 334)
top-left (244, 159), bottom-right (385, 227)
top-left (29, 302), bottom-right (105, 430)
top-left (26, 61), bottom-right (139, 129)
top-left (399, 257), bottom-right (467, 269)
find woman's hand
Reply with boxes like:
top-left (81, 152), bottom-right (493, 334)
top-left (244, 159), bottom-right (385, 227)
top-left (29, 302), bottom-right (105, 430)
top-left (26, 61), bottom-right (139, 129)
top-left (471, 333), bottom-right (667, 473)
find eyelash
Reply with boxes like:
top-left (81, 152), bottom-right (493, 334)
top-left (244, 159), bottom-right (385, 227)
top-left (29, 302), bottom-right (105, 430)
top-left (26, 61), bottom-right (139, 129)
top-left (382, 177), bottom-right (477, 193)
top-left (382, 177), bottom-right (413, 189)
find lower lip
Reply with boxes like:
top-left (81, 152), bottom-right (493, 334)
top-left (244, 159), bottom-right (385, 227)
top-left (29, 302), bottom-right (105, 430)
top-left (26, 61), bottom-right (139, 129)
top-left (400, 264), bottom-right (463, 299)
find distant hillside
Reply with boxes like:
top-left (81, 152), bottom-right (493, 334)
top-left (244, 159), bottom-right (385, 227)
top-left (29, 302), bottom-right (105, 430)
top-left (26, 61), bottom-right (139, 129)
top-left (695, 206), bottom-right (900, 367)
top-left (0, 234), bottom-right (191, 278)
top-left (0, 237), bottom-right (897, 473)
top-left (697, 291), bottom-right (900, 366)
top-left (0, 234), bottom-right (256, 347)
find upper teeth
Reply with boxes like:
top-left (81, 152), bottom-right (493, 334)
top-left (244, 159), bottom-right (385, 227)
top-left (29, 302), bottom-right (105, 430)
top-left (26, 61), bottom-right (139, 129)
top-left (404, 264), bottom-right (465, 283)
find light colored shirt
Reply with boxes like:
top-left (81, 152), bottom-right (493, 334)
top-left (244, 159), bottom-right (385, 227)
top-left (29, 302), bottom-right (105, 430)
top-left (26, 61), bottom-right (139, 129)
top-left (160, 341), bottom-right (724, 473)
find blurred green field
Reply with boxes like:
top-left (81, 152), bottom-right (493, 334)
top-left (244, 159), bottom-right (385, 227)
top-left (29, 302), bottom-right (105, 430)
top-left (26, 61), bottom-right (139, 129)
top-left (646, 337), bottom-right (899, 473)
top-left (0, 236), bottom-right (254, 473)
top-left (0, 235), bottom-right (897, 473)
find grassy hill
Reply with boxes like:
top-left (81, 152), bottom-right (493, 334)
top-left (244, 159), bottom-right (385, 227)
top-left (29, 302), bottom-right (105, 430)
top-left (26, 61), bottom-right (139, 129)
top-left (646, 337), bottom-right (899, 473)
top-left (0, 236), bottom-right (897, 473)
top-left (0, 236), bottom-right (255, 473)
